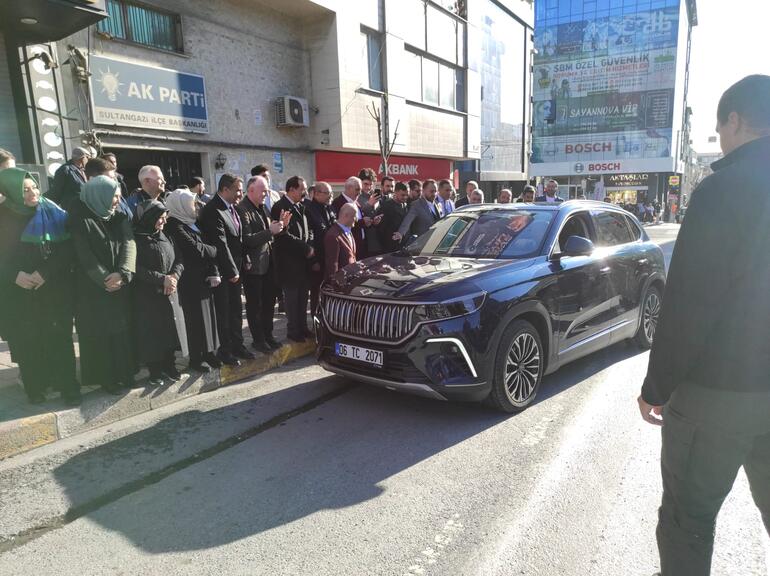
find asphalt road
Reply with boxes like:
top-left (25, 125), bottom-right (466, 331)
top-left (1, 224), bottom-right (768, 576)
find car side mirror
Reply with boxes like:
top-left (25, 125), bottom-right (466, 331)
top-left (562, 235), bottom-right (594, 257)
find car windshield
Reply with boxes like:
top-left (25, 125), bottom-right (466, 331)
top-left (404, 209), bottom-right (555, 259)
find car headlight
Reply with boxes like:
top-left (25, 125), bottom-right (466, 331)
top-left (414, 292), bottom-right (486, 322)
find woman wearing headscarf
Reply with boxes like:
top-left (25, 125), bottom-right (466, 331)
top-left (164, 189), bottom-right (221, 372)
top-left (132, 199), bottom-right (188, 385)
top-left (69, 175), bottom-right (136, 394)
top-left (0, 168), bottom-right (80, 404)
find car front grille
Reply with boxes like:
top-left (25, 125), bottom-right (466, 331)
top-left (322, 295), bottom-right (416, 343)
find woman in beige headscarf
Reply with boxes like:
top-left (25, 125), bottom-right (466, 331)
top-left (164, 188), bottom-right (221, 372)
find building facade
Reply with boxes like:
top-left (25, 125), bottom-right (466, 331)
top-left (530, 0), bottom-right (697, 209)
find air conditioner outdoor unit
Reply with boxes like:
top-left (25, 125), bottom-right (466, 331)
top-left (275, 96), bottom-right (310, 127)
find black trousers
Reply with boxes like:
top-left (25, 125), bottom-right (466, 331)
top-left (243, 273), bottom-right (278, 344)
top-left (283, 281), bottom-right (309, 340)
top-left (212, 278), bottom-right (244, 355)
top-left (657, 383), bottom-right (770, 576)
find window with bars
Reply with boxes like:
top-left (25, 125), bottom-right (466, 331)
top-left (97, 0), bottom-right (183, 53)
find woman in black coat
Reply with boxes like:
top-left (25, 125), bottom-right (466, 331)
top-left (0, 168), bottom-right (79, 404)
top-left (132, 200), bottom-right (187, 386)
top-left (164, 189), bottom-right (221, 372)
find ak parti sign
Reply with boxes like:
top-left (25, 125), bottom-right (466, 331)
top-left (315, 151), bottom-right (452, 183)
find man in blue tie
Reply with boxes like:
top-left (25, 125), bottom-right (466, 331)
top-left (437, 179), bottom-right (455, 216)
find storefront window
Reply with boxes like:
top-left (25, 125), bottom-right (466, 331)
top-left (480, 0), bottom-right (527, 174)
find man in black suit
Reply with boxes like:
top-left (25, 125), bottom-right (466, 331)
top-left (535, 179), bottom-right (565, 203)
top-left (48, 146), bottom-right (90, 210)
top-left (304, 181), bottom-right (336, 314)
top-left (393, 179), bottom-right (443, 242)
top-left (200, 173), bottom-right (255, 364)
top-left (238, 175), bottom-right (289, 353)
top-left (455, 180), bottom-right (478, 208)
top-left (378, 181), bottom-right (410, 253)
top-left (271, 175), bottom-right (315, 342)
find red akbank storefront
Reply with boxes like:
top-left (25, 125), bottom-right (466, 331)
top-left (315, 151), bottom-right (453, 185)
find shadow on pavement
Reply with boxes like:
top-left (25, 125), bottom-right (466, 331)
top-left (49, 338), bottom-right (646, 554)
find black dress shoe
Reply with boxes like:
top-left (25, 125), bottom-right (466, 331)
top-left (147, 374), bottom-right (164, 387)
top-left (162, 366), bottom-right (182, 381)
top-left (252, 341), bottom-right (272, 354)
top-left (189, 362), bottom-right (212, 373)
top-left (265, 337), bottom-right (282, 350)
top-left (205, 353), bottom-right (223, 368)
top-left (62, 391), bottom-right (82, 407)
top-left (27, 392), bottom-right (46, 405)
top-left (233, 346), bottom-right (256, 360)
top-left (217, 352), bottom-right (242, 366)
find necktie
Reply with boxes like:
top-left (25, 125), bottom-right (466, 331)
top-left (229, 205), bottom-right (240, 234)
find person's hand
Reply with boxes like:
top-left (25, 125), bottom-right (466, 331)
top-left (279, 210), bottom-right (292, 228)
top-left (367, 194), bottom-right (379, 207)
top-left (207, 276), bottom-right (222, 288)
top-left (15, 272), bottom-right (37, 290)
top-left (373, 214), bottom-right (383, 225)
top-left (269, 221), bottom-right (284, 235)
top-left (363, 216), bottom-right (373, 227)
top-left (229, 275), bottom-right (240, 283)
top-left (163, 275), bottom-right (177, 295)
top-left (0, 192), bottom-right (5, 205)
top-left (306, 247), bottom-right (315, 259)
top-left (638, 395), bottom-right (663, 426)
top-left (104, 272), bottom-right (123, 292)
top-left (29, 271), bottom-right (45, 290)
top-left (392, 232), bottom-right (403, 241)
top-left (311, 263), bottom-right (321, 272)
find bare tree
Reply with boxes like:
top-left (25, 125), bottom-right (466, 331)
top-left (367, 95), bottom-right (400, 178)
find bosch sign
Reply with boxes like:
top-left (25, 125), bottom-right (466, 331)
top-left (565, 142), bottom-right (612, 154)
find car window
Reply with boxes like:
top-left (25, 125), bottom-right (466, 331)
top-left (624, 214), bottom-right (643, 240)
top-left (592, 211), bottom-right (634, 246)
top-left (405, 209), bottom-right (555, 259)
top-left (557, 213), bottom-right (592, 252)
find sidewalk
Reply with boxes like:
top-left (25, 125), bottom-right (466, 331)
top-left (0, 306), bottom-right (317, 460)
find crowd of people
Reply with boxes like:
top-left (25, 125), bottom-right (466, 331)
top-left (0, 146), bottom-right (622, 407)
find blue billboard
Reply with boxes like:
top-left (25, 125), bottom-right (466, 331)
top-left (89, 55), bottom-right (208, 133)
top-left (532, 0), bottom-right (681, 173)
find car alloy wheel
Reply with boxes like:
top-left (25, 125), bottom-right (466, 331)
top-left (505, 333), bottom-right (541, 405)
top-left (634, 285), bottom-right (662, 349)
top-left (488, 319), bottom-right (544, 413)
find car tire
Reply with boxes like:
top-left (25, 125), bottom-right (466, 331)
top-left (634, 285), bottom-right (662, 349)
top-left (486, 319), bottom-right (544, 413)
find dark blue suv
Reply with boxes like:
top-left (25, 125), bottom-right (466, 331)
top-left (315, 201), bottom-right (666, 412)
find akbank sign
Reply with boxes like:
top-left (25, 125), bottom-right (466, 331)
top-left (89, 55), bottom-right (208, 133)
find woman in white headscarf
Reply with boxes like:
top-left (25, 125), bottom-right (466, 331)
top-left (164, 188), bottom-right (221, 372)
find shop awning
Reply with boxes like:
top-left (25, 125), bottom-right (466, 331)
top-left (2, 0), bottom-right (107, 44)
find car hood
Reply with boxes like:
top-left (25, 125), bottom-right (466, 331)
top-left (325, 252), bottom-right (536, 301)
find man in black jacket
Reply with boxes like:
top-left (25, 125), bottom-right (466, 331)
top-left (238, 175), bottom-right (288, 353)
top-left (378, 181), bottom-right (410, 253)
top-left (271, 175), bottom-right (314, 342)
top-left (638, 75), bottom-right (770, 576)
top-left (304, 181), bottom-right (336, 315)
top-left (48, 146), bottom-right (90, 210)
top-left (200, 173), bottom-right (255, 364)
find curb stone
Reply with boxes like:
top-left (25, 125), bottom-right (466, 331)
top-left (0, 340), bottom-right (317, 461)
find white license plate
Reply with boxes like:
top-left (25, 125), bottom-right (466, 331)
top-left (335, 342), bottom-right (383, 367)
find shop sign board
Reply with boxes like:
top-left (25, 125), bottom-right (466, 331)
top-left (89, 55), bottom-right (208, 133)
top-left (315, 151), bottom-right (452, 183)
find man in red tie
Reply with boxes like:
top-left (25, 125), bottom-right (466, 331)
top-left (324, 203), bottom-right (358, 282)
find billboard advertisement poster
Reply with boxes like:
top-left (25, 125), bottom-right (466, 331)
top-left (534, 89), bottom-right (674, 137)
top-left (532, 129), bottom-right (673, 164)
top-left (89, 55), bottom-right (209, 133)
top-left (532, 1), bottom-right (681, 171)
top-left (534, 48), bottom-right (677, 100)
